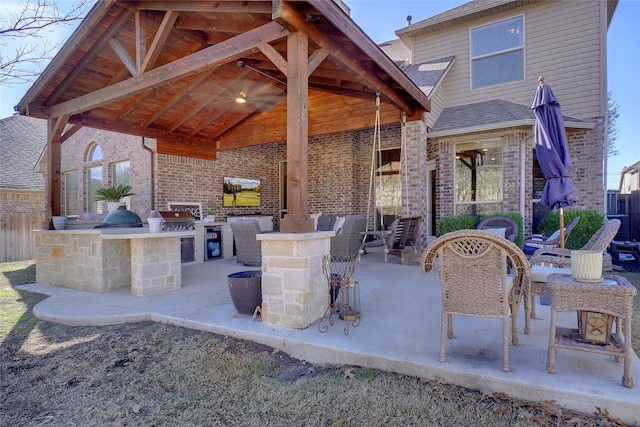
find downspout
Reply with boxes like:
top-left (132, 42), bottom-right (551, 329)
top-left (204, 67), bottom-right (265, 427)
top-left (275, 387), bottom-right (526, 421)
top-left (521, 131), bottom-right (535, 224)
top-left (141, 137), bottom-right (154, 211)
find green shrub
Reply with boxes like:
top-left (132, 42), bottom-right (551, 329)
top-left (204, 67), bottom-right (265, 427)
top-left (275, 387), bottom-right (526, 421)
top-left (436, 215), bottom-right (478, 237)
top-left (538, 209), bottom-right (605, 250)
top-left (479, 212), bottom-right (524, 247)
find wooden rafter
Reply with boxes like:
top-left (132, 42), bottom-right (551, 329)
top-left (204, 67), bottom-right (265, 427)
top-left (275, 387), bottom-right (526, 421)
top-left (49, 21), bottom-right (290, 118)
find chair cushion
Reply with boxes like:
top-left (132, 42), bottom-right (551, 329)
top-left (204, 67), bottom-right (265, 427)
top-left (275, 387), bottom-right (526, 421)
top-left (484, 228), bottom-right (506, 238)
top-left (333, 216), bottom-right (346, 234)
top-left (317, 215), bottom-right (335, 231)
top-left (531, 264), bottom-right (572, 283)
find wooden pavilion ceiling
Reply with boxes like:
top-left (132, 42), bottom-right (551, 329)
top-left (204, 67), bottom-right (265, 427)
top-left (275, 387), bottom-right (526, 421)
top-left (18, 0), bottom-right (430, 160)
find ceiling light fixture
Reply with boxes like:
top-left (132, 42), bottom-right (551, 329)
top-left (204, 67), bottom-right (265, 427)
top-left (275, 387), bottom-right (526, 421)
top-left (235, 61), bottom-right (247, 103)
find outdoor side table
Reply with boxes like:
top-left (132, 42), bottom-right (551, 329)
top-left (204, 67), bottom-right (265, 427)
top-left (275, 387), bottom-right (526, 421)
top-left (545, 273), bottom-right (636, 388)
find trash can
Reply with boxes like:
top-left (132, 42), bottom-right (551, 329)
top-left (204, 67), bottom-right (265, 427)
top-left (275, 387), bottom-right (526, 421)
top-left (227, 271), bottom-right (262, 315)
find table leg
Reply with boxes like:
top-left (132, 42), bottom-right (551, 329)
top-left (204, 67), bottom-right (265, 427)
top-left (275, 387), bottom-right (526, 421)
top-left (546, 307), bottom-right (558, 373)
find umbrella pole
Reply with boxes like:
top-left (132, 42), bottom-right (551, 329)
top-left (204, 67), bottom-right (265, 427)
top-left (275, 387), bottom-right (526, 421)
top-left (559, 207), bottom-right (565, 249)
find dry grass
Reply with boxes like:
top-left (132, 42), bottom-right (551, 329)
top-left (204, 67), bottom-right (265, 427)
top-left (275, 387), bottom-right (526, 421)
top-left (1, 260), bottom-right (637, 426)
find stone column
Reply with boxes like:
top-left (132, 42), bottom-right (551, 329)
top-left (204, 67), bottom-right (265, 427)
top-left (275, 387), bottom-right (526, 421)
top-left (130, 237), bottom-right (181, 296)
top-left (257, 231), bottom-right (332, 329)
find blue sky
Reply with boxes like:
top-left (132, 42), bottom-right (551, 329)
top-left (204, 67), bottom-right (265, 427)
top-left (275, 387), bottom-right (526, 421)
top-left (1, 0), bottom-right (637, 189)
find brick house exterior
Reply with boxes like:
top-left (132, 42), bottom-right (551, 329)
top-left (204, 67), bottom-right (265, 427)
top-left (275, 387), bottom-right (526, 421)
top-left (46, 0), bottom-right (613, 250)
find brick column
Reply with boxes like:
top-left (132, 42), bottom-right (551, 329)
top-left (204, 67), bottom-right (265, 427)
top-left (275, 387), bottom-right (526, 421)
top-left (257, 231), bottom-right (331, 329)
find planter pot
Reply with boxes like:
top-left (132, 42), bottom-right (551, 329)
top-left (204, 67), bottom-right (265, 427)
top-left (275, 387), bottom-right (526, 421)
top-left (52, 216), bottom-right (67, 230)
top-left (147, 217), bottom-right (162, 233)
top-left (107, 201), bottom-right (125, 213)
top-left (227, 271), bottom-right (262, 315)
top-left (205, 214), bottom-right (216, 223)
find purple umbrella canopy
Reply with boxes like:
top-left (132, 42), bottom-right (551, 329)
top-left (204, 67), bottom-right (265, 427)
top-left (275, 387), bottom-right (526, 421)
top-left (531, 77), bottom-right (578, 247)
top-left (532, 77), bottom-right (578, 209)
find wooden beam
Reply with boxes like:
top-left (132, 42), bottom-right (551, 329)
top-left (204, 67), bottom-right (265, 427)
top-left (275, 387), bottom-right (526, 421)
top-left (258, 42), bottom-right (287, 75)
top-left (46, 115), bottom-right (69, 218)
top-left (174, 16), bottom-right (256, 34)
top-left (132, 1), bottom-right (273, 14)
top-left (44, 9), bottom-right (133, 106)
top-left (307, 48), bottom-right (329, 75)
top-left (274, 1), bottom-right (417, 116)
top-left (309, 0), bottom-right (430, 114)
top-left (68, 114), bottom-right (216, 157)
top-left (140, 10), bottom-right (178, 73)
top-left (280, 30), bottom-right (313, 233)
top-left (109, 38), bottom-right (138, 76)
top-left (135, 10), bottom-right (147, 73)
top-left (49, 21), bottom-right (290, 118)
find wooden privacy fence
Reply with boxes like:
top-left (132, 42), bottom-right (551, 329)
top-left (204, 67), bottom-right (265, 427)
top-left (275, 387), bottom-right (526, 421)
top-left (0, 213), bottom-right (44, 262)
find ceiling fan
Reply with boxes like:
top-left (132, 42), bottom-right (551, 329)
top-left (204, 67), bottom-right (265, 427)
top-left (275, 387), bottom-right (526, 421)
top-left (216, 61), bottom-right (286, 112)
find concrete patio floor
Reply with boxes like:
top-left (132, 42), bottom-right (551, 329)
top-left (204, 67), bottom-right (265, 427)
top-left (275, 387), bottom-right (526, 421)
top-left (18, 251), bottom-right (640, 424)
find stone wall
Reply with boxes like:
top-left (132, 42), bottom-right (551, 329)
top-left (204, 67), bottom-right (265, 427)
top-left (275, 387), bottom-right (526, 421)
top-left (35, 230), bottom-right (131, 293)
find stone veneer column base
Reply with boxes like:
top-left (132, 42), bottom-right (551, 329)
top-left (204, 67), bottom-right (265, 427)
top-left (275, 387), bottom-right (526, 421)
top-left (130, 237), bottom-right (181, 296)
top-left (257, 231), bottom-right (333, 329)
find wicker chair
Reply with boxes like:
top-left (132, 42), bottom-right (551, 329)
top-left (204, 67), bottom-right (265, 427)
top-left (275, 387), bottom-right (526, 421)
top-left (476, 216), bottom-right (519, 243)
top-left (522, 216), bottom-right (580, 257)
top-left (528, 218), bottom-right (621, 319)
top-left (230, 220), bottom-right (262, 266)
top-left (330, 217), bottom-right (367, 259)
top-left (421, 230), bottom-right (531, 372)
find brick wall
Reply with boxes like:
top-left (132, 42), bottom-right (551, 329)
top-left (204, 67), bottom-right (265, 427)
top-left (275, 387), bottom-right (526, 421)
top-left (431, 121), bottom-right (605, 238)
top-left (0, 190), bottom-right (44, 213)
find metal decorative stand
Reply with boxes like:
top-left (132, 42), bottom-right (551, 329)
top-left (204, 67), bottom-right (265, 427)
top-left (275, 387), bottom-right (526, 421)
top-left (318, 253), bottom-right (360, 335)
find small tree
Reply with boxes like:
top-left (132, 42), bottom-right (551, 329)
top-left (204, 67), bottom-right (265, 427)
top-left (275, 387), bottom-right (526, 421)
top-left (0, 0), bottom-right (92, 86)
top-left (607, 91), bottom-right (620, 158)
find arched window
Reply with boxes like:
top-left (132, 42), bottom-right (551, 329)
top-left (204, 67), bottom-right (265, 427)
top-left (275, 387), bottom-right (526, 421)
top-left (86, 143), bottom-right (103, 213)
top-left (87, 143), bottom-right (102, 161)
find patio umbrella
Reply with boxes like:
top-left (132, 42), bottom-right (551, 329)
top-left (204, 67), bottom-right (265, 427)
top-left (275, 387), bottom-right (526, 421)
top-left (531, 76), bottom-right (578, 248)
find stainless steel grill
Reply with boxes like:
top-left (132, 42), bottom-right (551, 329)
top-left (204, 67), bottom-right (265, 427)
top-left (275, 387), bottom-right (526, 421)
top-left (159, 211), bottom-right (195, 231)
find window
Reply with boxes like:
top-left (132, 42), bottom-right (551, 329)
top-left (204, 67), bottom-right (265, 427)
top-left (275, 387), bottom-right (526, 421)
top-left (112, 161), bottom-right (131, 209)
top-left (112, 161), bottom-right (130, 187)
top-left (455, 139), bottom-right (503, 215)
top-left (64, 171), bottom-right (78, 217)
top-left (86, 143), bottom-right (103, 213)
top-left (88, 144), bottom-right (102, 161)
top-left (471, 15), bottom-right (524, 89)
top-left (87, 166), bottom-right (102, 213)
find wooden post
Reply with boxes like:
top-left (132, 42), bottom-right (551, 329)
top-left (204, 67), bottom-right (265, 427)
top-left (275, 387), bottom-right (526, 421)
top-left (280, 30), bottom-right (313, 233)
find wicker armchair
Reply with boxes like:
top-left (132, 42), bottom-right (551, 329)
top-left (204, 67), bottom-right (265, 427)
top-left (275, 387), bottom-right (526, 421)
top-left (330, 217), bottom-right (366, 259)
top-left (421, 230), bottom-right (531, 372)
top-left (230, 220), bottom-right (262, 266)
top-left (476, 216), bottom-right (519, 243)
top-left (522, 216), bottom-right (580, 257)
top-left (528, 219), bottom-right (621, 319)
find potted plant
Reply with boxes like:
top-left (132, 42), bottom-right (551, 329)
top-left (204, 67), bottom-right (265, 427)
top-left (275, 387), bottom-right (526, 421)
top-left (95, 184), bottom-right (135, 212)
top-left (206, 201), bottom-right (218, 222)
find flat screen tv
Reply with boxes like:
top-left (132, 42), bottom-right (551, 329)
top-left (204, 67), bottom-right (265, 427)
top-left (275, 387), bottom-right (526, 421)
top-left (223, 177), bottom-right (261, 207)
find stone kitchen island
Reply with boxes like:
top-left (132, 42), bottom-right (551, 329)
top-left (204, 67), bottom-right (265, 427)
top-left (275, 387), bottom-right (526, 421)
top-left (35, 228), bottom-right (197, 296)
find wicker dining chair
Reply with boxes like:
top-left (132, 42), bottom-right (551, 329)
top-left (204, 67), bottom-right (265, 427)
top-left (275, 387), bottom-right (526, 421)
top-left (528, 218), bottom-right (621, 319)
top-left (230, 220), bottom-right (262, 266)
top-left (421, 230), bottom-right (531, 372)
top-left (476, 216), bottom-right (519, 243)
top-left (522, 216), bottom-right (580, 257)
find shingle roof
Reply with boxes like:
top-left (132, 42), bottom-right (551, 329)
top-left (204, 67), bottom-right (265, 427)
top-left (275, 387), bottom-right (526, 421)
top-left (430, 99), bottom-right (585, 134)
top-left (0, 114), bottom-right (47, 190)
top-left (400, 56), bottom-right (454, 97)
top-left (378, 39), bottom-right (411, 63)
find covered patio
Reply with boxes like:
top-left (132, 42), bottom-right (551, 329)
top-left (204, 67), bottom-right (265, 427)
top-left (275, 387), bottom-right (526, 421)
top-left (18, 252), bottom-right (640, 425)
